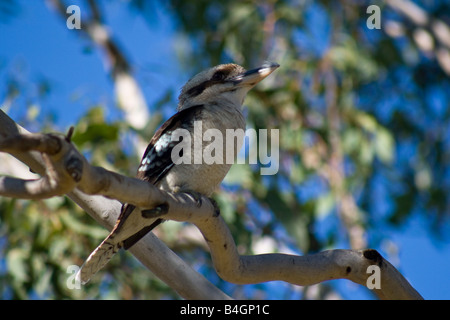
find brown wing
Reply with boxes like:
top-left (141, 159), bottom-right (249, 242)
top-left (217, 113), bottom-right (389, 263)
top-left (110, 105), bottom-right (204, 247)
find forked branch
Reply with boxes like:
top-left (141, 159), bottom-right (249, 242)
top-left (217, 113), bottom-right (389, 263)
top-left (0, 111), bottom-right (423, 300)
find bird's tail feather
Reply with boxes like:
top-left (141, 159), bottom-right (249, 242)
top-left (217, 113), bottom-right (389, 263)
top-left (77, 235), bottom-right (121, 284)
top-left (77, 218), bottom-right (164, 284)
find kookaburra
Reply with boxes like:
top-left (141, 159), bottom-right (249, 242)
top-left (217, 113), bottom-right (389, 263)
top-left (78, 62), bottom-right (279, 284)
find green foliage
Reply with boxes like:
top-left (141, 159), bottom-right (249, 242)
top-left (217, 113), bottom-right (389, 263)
top-left (1, 0), bottom-right (449, 299)
top-left (163, 0), bottom-right (450, 297)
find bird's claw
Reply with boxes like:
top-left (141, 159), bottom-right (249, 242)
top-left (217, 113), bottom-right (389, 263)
top-left (209, 197), bottom-right (221, 217)
top-left (185, 191), bottom-right (203, 207)
top-left (141, 203), bottom-right (169, 218)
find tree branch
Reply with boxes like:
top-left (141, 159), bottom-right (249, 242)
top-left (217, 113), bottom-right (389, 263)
top-left (160, 195), bottom-right (423, 300)
top-left (0, 110), bottom-right (423, 299)
top-left (386, 0), bottom-right (450, 75)
top-left (0, 110), bottom-right (230, 300)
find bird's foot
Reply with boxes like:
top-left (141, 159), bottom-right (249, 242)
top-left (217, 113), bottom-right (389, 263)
top-left (208, 197), bottom-right (221, 217)
top-left (141, 203), bottom-right (169, 219)
top-left (184, 192), bottom-right (220, 216)
top-left (185, 191), bottom-right (203, 207)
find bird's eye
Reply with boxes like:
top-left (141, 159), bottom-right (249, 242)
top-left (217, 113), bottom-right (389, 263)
top-left (211, 71), bottom-right (225, 81)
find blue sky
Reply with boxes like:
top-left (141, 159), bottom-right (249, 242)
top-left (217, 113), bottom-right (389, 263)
top-left (1, 1), bottom-right (449, 300)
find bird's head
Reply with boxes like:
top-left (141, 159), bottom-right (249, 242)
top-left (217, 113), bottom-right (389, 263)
top-left (178, 62), bottom-right (279, 111)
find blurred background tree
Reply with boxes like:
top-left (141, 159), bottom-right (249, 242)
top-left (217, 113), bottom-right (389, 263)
top-left (0, 0), bottom-right (449, 299)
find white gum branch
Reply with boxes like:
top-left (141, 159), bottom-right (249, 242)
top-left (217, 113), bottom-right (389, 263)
top-left (0, 110), bottom-right (229, 300)
top-left (0, 110), bottom-right (423, 300)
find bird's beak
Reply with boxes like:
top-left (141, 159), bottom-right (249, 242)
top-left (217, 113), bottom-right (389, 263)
top-left (231, 62), bottom-right (280, 87)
